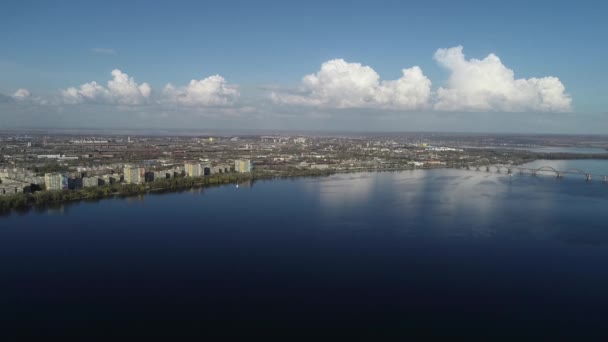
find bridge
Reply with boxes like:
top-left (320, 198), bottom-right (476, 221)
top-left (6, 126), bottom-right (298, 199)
top-left (463, 165), bottom-right (608, 182)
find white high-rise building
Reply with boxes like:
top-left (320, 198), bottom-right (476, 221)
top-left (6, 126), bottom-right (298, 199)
top-left (44, 173), bottom-right (66, 191)
top-left (234, 159), bottom-right (253, 173)
top-left (123, 166), bottom-right (144, 184)
top-left (184, 161), bottom-right (204, 177)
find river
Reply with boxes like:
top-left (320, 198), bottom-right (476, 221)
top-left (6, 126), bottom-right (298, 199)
top-left (2, 168), bottom-right (608, 338)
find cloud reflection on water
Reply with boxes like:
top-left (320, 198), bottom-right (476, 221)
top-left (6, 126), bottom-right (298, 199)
top-left (302, 168), bottom-right (608, 245)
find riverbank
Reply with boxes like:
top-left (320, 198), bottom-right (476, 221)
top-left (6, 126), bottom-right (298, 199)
top-left (1, 166), bottom-right (427, 214)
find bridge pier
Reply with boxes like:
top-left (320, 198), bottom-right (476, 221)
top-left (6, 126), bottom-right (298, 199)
top-left (507, 168), bottom-right (512, 174)
top-left (586, 174), bottom-right (592, 181)
top-left (557, 172), bottom-right (563, 178)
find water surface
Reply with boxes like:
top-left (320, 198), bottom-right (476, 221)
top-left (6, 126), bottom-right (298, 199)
top-left (2, 169), bottom-right (608, 338)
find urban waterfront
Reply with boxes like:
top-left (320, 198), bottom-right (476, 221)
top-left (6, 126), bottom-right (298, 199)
top-left (2, 167), bottom-right (608, 338)
top-left (3, 0), bottom-right (608, 338)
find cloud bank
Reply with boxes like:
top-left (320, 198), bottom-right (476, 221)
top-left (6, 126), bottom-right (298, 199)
top-left (271, 59), bottom-right (431, 110)
top-left (10, 46), bottom-right (571, 115)
top-left (433, 46), bottom-right (571, 112)
top-left (60, 70), bottom-right (239, 108)
top-left (273, 46), bottom-right (571, 113)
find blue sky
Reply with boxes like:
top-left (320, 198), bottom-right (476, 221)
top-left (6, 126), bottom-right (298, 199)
top-left (1, 0), bottom-right (607, 133)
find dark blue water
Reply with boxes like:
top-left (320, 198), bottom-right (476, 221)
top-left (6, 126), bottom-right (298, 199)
top-left (2, 169), bottom-right (608, 338)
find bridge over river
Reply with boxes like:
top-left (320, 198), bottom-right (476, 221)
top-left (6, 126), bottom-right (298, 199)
top-left (463, 165), bottom-right (608, 182)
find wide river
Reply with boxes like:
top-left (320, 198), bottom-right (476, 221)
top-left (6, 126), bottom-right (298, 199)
top-left (3, 166), bottom-right (608, 338)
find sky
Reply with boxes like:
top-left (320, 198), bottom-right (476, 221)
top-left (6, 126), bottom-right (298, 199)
top-left (1, 0), bottom-right (607, 133)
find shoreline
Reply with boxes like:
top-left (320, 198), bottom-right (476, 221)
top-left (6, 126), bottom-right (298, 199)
top-left (3, 162), bottom-right (608, 215)
top-left (0, 166), bottom-right (423, 214)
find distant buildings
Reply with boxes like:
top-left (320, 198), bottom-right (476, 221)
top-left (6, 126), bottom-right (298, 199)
top-left (44, 173), bottom-right (67, 191)
top-left (310, 164), bottom-right (329, 170)
top-left (234, 159), bottom-right (253, 173)
top-left (423, 160), bottom-right (444, 167)
top-left (37, 154), bottom-right (79, 160)
top-left (184, 161), bottom-right (204, 177)
top-left (1, 168), bottom-right (44, 185)
top-left (123, 166), bottom-right (145, 184)
top-left (70, 139), bottom-right (108, 144)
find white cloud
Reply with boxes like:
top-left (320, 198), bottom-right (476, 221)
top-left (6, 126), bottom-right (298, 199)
top-left (13, 47), bottom-right (574, 116)
top-left (162, 75), bottom-right (239, 106)
top-left (108, 70), bottom-right (151, 105)
top-left (90, 48), bottom-right (117, 55)
top-left (11, 88), bottom-right (31, 101)
top-left (61, 81), bottom-right (108, 104)
top-left (271, 59), bottom-right (431, 110)
top-left (433, 46), bottom-right (572, 112)
top-left (61, 69), bottom-right (151, 105)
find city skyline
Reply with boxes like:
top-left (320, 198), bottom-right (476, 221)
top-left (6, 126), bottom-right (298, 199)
top-left (1, 0), bottom-right (607, 133)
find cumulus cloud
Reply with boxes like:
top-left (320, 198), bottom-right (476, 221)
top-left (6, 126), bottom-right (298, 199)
top-left (433, 46), bottom-right (572, 112)
top-left (162, 75), bottom-right (239, 106)
top-left (11, 88), bottom-right (31, 101)
top-left (12, 47), bottom-right (573, 116)
top-left (271, 59), bottom-right (431, 110)
top-left (61, 69), bottom-right (151, 105)
top-left (0, 89), bottom-right (49, 105)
